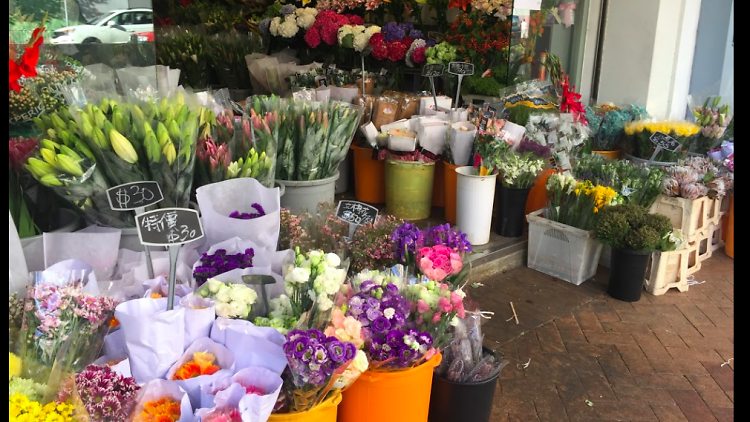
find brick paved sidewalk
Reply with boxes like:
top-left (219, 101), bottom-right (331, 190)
top-left (483, 253), bottom-right (734, 422)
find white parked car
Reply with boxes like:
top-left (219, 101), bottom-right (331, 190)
top-left (51, 9), bottom-right (154, 45)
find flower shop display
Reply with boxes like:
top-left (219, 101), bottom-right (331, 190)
top-left (593, 204), bottom-right (676, 302)
top-left (623, 120), bottom-right (700, 164)
top-left (526, 173), bottom-right (620, 285)
top-left (573, 153), bottom-right (665, 209)
top-left (643, 229), bottom-right (692, 296)
top-left (430, 313), bottom-right (508, 422)
top-left (688, 95), bottom-right (732, 155)
top-left (583, 103), bottom-right (649, 157)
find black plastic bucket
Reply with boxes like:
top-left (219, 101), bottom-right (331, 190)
top-left (608, 248), bottom-right (652, 302)
top-left (495, 184), bottom-right (531, 238)
top-left (429, 370), bottom-right (499, 422)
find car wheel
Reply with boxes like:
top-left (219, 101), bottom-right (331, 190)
top-left (83, 38), bottom-right (101, 44)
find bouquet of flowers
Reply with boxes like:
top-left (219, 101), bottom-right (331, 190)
top-left (19, 270), bottom-right (118, 372)
top-left (573, 153), bottom-right (665, 208)
top-left (624, 120), bottom-right (700, 163)
top-left (525, 112), bottom-right (591, 171)
top-left (193, 248), bottom-right (256, 287)
top-left (279, 329), bottom-right (357, 412)
top-left (445, 10), bottom-right (512, 68)
top-left (402, 281), bottom-right (467, 350)
top-left (283, 249), bottom-right (349, 315)
top-left (545, 173), bottom-right (621, 231)
top-left (688, 95), bottom-right (732, 154)
top-left (197, 278), bottom-right (259, 320)
top-left (662, 156), bottom-right (733, 200)
top-left (494, 149), bottom-right (546, 189)
top-left (435, 311), bottom-right (508, 383)
top-left (345, 280), bottom-right (434, 370)
top-left (583, 103), bottom-right (649, 152)
top-left (61, 364), bottom-right (141, 422)
top-left (473, 131), bottom-right (512, 175)
top-left (130, 379), bottom-right (192, 422)
top-left (322, 308), bottom-right (370, 390)
top-left (10, 394), bottom-right (78, 421)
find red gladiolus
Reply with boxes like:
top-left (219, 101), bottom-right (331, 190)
top-left (9, 59), bottom-right (22, 92)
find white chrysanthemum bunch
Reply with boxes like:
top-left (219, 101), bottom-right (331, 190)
top-left (295, 8), bottom-right (318, 30)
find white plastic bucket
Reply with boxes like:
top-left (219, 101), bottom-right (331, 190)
top-left (456, 166), bottom-right (498, 246)
top-left (336, 153), bottom-right (352, 195)
top-left (278, 172), bottom-right (340, 215)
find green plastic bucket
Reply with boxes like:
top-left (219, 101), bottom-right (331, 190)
top-left (385, 159), bottom-right (436, 220)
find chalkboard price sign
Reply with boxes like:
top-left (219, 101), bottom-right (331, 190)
top-left (422, 64), bottom-right (445, 78)
top-left (649, 131), bottom-right (682, 152)
top-left (136, 208), bottom-right (204, 247)
top-left (107, 182), bottom-right (164, 211)
top-left (336, 200), bottom-right (379, 226)
top-left (448, 62), bottom-right (475, 76)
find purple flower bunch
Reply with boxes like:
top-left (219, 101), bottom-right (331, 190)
top-left (371, 329), bottom-right (433, 368)
top-left (194, 248), bottom-right (255, 286)
top-left (420, 224), bottom-right (473, 255)
top-left (347, 281), bottom-right (410, 332)
top-left (391, 222), bottom-right (421, 265)
top-left (72, 365), bottom-right (140, 422)
top-left (284, 329), bottom-right (357, 387)
top-left (229, 203), bottom-right (267, 220)
top-left (517, 138), bottom-right (553, 159)
top-left (382, 22), bottom-right (415, 43)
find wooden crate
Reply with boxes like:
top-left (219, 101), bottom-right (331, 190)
top-left (644, 249), bottom-right (690, 296)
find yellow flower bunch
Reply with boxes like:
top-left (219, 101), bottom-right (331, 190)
top-left (588, 185), bottom-right (618, 213)
top-left (9, 394), bottom-right (77, 422)
top-left (624, 120), bottom-right (700, 137)
top-left (10, 352), bottom-right (22, 381)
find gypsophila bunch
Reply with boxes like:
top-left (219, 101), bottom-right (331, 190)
top-left (193, 249), bottom-right (255, 287)
top-left (65, 365), bottom-right (140, 422)
top-left (350, 215), bottom-right (404, 273)
top-left (198, 279), bottom-right (259, 320)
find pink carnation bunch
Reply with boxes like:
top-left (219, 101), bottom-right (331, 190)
top-left (417, 245), bottom-right (463, 282)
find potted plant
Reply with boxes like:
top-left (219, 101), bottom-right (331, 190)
top-left (593, 204), bottom-right (674, 302)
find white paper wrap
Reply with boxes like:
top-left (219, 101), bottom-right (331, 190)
top-left (418, 122), bottom-right (449, 155)
top-left (330, 86), bottom-right (359, 104)
top-left (103, 328), bottom-right (126, 358)
top-left (209, 318), bottom-right (288, 375)
top-left (9, 212), bottom-right (29, 296)
top-left (166, 337), bottom-right (236, 409)
top-left (115, 297), bottom-right (186, 383)
top-left (144, 276), bottom-right (194, 300)
top-left (179, 294), bottom-right (217, 349)
top-left (450, 122), bottom-right (478, 166)
top-left (43, 226), bottom-right (122, 280)
top-left (196, 178), bottom-right (281, 252)
top-left (133, 380), bottom-right (194, 422)
top-left (94, 354), bottom-right (133, 378)
top-left (198, 366), bottom-right (283, 414)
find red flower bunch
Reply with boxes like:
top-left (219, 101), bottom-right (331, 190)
top-left (560, 75), bottom-right (588, 125)
top-left (369, 33), bottom-right (413, 63)
top-left (9, 136), bottom-right (38, 171)
top-left (9, 17), bottom-right (46, 92)
top-left (412, 46), bottom-right (427, 65)
top-left (305, 11), bottom-right (357, 48)
top-left (445, 12), bottom-right (511, 65)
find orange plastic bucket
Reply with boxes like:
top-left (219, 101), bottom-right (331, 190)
top-left (525, 168), bottom-right (555, 221)
top-left (269, 392), bottom-right (342, 422)
top-left (352, 144), bottom-right (386, 204)
top-left (724, 194), bottom-right (733, 258)
top-left (338, 353), bottom-right (442, 422)
top-left (432, 160), bottom-right (445, 208)
top-left (593, 150), bottom-right (622, 161)
top-left (444, 162), bottom-right (460, 225)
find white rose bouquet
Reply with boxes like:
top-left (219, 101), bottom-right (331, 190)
top-left (198, 278), bottom-right (259, 320)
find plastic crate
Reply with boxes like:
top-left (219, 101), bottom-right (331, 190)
top-left (709, 222), bottom-right (725, 252)
top-left (686, 241), bottom-right (702, 275)
top-left (644, 249), bottom-right (690, 296)
top-left (705, 197), bottom-right (724, 225)
top-left (650, 195), bottom-right (715, 242)
top-left (527, 209), bottom-right (604, 286)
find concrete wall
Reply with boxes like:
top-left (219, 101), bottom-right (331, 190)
top-left (595, 0), bottom-right (702, 119)
top-left (689, 0), bottom-right (733, 101)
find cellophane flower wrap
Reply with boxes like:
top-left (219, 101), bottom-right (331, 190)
top-left (402, 281), bottom-right (467, 353)
top-left (279, 329), bottom-right (356, 413)
top-left (345, 280), bottom-right (435, 371)
top-left (583, 103), bottom-right (649, 152)
top-left (662, 156), bottom-right (734, 200)
top-left (573, 153), bottom-right (665, 208)
top-left (199, 366), bottom-right (283, 415)
top-left (688, 94), bottom-right (732, 154)
top-left (193, 247), bottom-right (256, 288)
top-left (545, 173), bottom-right (621, 231)
top-left (19, 270), bottom-right (118, 375)
top-left (525, 113), bottom-right (591, 171)
top-left (624, 119), bottom-right (700, 162)
top-left (435, 311), bottom-right (508, 383)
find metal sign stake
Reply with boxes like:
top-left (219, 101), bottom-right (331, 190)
top-left (167, 245), bottom-right (180, 311)
top-left (135, 206), bottom-right (155, 280)
top-left (456, 74), bottom-right (464, 109)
